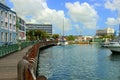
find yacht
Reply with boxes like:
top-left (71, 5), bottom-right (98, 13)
top-left (59, 40), bottom-right (68, 45)
top-left (106, 41), bottom-right (120, 53)
top-left (58, 18), bottom-right (68, 46)
top-left (57, 38), bottom-right (68, 46)
top-left (103, 24), bottom-right (120, 53)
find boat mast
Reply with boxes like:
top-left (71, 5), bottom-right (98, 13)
top-left (118, 10), bottom-right (120, 36)
top-left (119, 24), bottom-right (120, 37)
top-left (62, 0), bottom-right (65, 41)
top-left (63, 18), bottom-right (64, 40)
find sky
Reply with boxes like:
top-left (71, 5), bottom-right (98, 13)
top-left (5, 0), bottom-right (120, 36)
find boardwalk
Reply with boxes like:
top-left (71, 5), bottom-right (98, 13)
top-left (0, 45), bottom-right (33, 80)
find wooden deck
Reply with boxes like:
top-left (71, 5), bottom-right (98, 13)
top-left (0, 45), bottom-right (32, 80)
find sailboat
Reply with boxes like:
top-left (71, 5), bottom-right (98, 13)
top-left (58, 18), bottom-right (68, 45)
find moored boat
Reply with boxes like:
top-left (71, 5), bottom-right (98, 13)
top-left (106, 41), bottom-right (120, 53)
top-left (59, 40), bottom-right (68, 45)
top-left (103, 24), bottom-right (120, 53)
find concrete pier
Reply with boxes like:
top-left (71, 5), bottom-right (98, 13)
top-left (0, 45), bottom-right (32, 80)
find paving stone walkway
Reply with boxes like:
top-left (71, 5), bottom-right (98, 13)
top-left (0, 45), bottom-right (32, 80)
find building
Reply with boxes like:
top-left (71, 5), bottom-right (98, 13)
top-left (17, 17), bottom-right (26, 41)
top-left (0, 0), bottom-right (5, 5)
top-left (96, 27), bottom-right (114, 36)
top-left (26, 24), bottom-right (52, 35)
top-left (0, 1), bottom-right (17, 46)
top-left (76, 36), bottom-right (93, 42)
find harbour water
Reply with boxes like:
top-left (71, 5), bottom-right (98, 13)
top-left (38, 44), bottom-right (120, 80)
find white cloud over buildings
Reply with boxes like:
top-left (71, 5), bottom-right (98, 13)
top-left (10, 0), bottom-right (98, 32)
top-left (10, 0), bottom-right (71, 31)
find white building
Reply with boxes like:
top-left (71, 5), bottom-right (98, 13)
top-left (17, 17), bottom-right (26, 41)
top-left (96, 27), bottom-right (114, 36)
top-left (0, 0), bottom-right (5, 5)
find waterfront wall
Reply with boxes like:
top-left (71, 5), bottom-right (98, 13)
top-left (17, 41), bottom-right (57, 80)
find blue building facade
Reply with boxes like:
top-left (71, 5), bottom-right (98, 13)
top-left (0, 2), bottom-right (17, 46)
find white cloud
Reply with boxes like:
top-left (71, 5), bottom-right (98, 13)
top-left (106, 18), bottom-right (117, 26)
top-left (105, 0), bottom-right (120, 26)
top-left (94, 3), bottom-right (101, 7)
top-left (66, 1), bottom-right (98, 29)
top-left (10, 0), bottom-right (71, 31)
top-left (106, 17), bottom-right (120, 26)
top-left (105, 0), bottom-right (120, 11)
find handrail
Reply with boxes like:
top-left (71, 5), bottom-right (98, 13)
top-left (0, 41), bottom-right (36, 58)
top-left (17, 41), bottom-right (57, 80)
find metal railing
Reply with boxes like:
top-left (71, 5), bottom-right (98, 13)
top-left (17, 41), bottom-right (57, 80)
top-left (0, 44), bottom-right (19, 57)
top-left (0, 41), bottom-right (37, 58)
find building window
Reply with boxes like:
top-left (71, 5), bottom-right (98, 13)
top-left (1, 21), bottom-right (4, 27)
top-left (5, 22), bottom-right (8, 28)
top-left (10, 24), bottom-right (12, 29)
top-left (10, 14), bottom-right (12, 19)
top-left (5, 12), bottom-right (8, 17)
top-left (1, 10), bottom-right (3, 16)
top-left (13, 16), bottom-right (16, 21)
top-left (10, 33), bottom-right (12, 42)
top-left (1, 32), bottom-right (4, 42)
top-left (5, 33), bottom-right (8, 42)
top-left (13, 25), bottom-right (16, 30)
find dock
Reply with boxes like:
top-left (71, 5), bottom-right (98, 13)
top-left (0, 41), bottom-right (57, 80)
top-left (0, 45), bottom-right (32, 80)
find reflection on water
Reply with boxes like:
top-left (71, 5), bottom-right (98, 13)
top-left (110, 54), bottom-right (120, 61)
top-left (38, 44), bottom-right (120, 80)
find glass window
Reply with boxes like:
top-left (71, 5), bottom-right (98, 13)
top-left (5, 33), bottom-right (8, 42)
top-left (1, 10), bottom-right (3, 16)
top-left (1, 32), bottom-right (4, 42)
top-left (1, 21), bottom-right (4, 27)
top-left (10, 33), bottom-right (12, 42)
top-left (13, 16), bottom-right (16, 21)
top-left (10, 24), bottom-right (12, 29)
top-left (5, 12), bottom-right (7, 17)
top-left (13, 25), bottom-right (16, 30)
top-left (10, 14), bottom-right (12, 19)
top-left (5, 22), bottom-right (8, 28)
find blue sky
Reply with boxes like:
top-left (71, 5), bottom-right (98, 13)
top-left (5, 0), bottom-right (120, 36)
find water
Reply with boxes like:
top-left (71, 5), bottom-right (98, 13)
top-left (38, 44), bottom-right (120, 80)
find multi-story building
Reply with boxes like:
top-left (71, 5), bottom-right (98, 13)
top-left (96, 27), bottom-right (114, 36)
top-left (26, 24), bottom-right (52, 35)
top-left (0, 1), bottom-right (17, 46)
top-left (17, 17), bottom-right (26, 41)
top-left (0, 0), bottom-right (5, 5)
